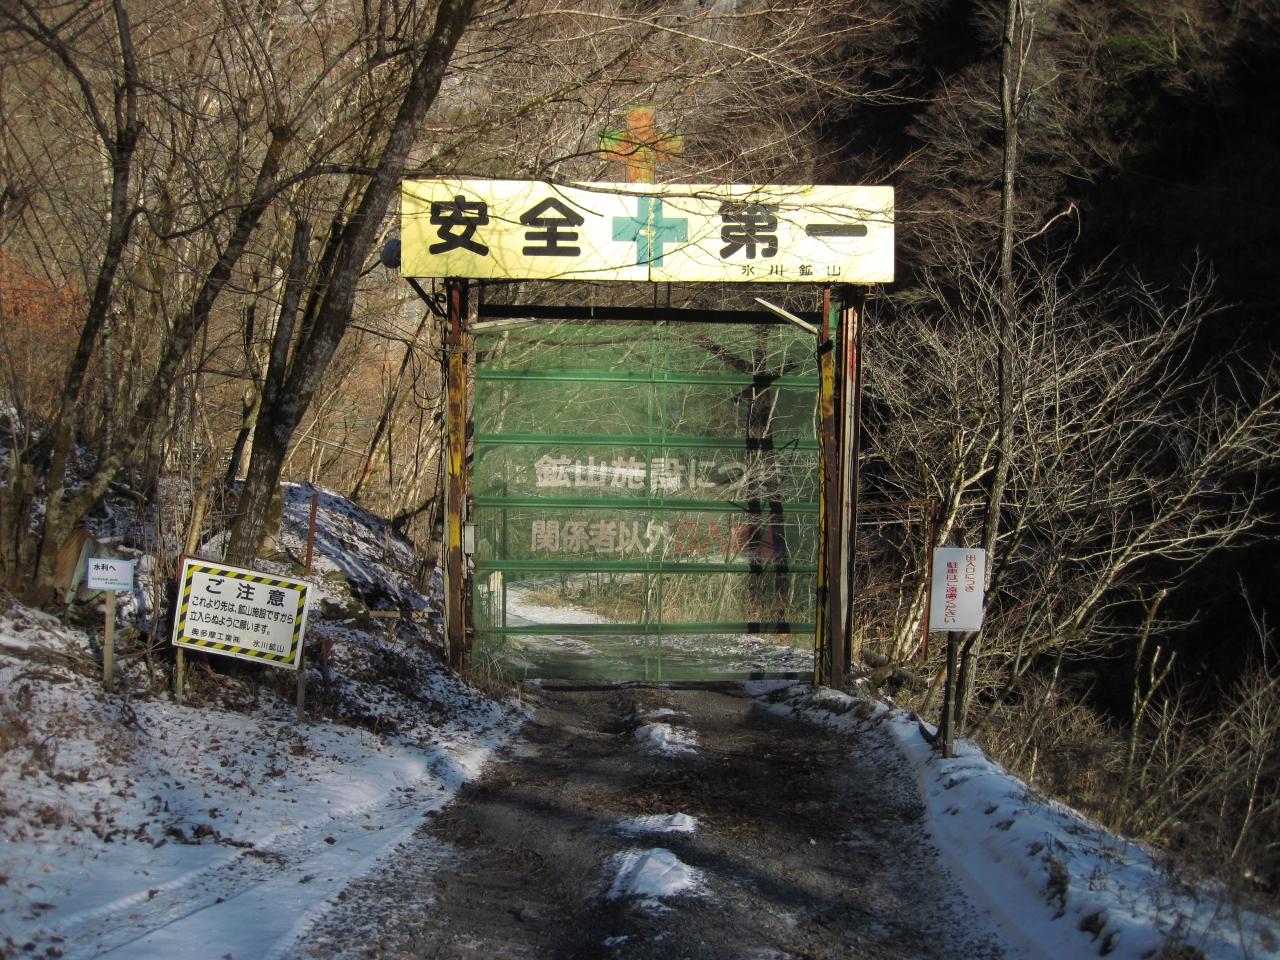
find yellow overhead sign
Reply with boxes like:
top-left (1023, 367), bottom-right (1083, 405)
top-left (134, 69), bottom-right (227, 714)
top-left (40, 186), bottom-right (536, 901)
top-left (401, 180), bottom-right (893, 284)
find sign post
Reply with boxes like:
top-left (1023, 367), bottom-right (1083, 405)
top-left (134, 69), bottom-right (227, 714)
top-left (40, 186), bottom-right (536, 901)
top-left (444, 279), bottom-right (469, 671)
top-left (170, 558), bottom-right (311, 722)
top-left (929, 547), bottom-right (986, 757)
top-left (87, 558), bottom-right (134, 690)
top-left (815, 289), bottom-right (842, 688)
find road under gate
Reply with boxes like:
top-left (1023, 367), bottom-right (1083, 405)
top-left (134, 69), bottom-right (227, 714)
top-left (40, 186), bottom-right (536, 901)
top-left (298, 684), bottom-right (1014, 960)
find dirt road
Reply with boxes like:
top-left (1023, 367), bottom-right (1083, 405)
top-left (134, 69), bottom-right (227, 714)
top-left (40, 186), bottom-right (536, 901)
top-left (297, 683), bottom-right (1012, 960)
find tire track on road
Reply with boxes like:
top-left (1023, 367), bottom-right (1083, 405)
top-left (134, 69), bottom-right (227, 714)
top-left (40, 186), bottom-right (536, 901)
top-left (297, 683), bottom-right (1014, 960)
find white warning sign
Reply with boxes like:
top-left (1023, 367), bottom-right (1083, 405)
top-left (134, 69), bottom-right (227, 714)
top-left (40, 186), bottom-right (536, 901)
top-left (928, 548), bottom-right (986, 632)
top-left (171, 558), bottom-right (310, 670)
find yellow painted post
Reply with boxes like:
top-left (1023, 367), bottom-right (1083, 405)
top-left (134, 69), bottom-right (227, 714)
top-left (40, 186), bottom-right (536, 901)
top-left (815, 289), bottom-right (844, 689)
top-left (444, 279), bottom-right (470, 670)
top-left (838, 289), bottom-right (866, 669)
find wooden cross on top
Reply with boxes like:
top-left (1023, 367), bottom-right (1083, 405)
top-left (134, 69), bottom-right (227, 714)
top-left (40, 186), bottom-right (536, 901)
top-left (599, 107), bottom-right (683, 184)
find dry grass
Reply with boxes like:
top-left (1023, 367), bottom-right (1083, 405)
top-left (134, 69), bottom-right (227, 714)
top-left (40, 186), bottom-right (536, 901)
top-left (461, 651), bottom-right (523, 703)
top-left (899, 663), bottom-right (1280, 910)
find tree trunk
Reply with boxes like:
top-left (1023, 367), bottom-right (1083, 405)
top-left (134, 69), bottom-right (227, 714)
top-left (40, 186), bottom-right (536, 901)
top-left (9, 0), bottom-right (140, 603)
top-left (956, 0), bottom-right (1023, 734)
top-left (225, 386), bottom-right (261, 487)
top-left (224, 220), bottom-right (312, 565)
top-left (224, 0), bottom-right (479, 567)
top-left (20, 130), bottom-right (291, 602)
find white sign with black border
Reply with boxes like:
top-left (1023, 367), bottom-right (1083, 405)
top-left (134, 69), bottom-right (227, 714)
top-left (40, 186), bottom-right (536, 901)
top-left (87, 558), bottom-right (134, 593)
top-left (171, 558), bottom-right (310, 670)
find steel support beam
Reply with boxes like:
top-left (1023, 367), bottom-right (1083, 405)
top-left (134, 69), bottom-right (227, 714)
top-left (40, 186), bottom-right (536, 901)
top-left (475, 301), bottom-right (822, 327)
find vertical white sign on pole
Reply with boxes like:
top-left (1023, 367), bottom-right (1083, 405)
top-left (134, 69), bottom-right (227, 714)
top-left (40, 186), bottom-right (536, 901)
top-left (87, 558), bottom-right (134, 689)
top-left (928, 547), bottom-right (986, 632)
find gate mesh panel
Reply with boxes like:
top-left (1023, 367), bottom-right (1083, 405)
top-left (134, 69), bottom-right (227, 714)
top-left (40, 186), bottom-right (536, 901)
top-left (472, 319), bottom-right (819, 680)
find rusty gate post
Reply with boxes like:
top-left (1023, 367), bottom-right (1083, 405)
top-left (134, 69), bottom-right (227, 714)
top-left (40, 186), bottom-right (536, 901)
top-left (816, 288), bottom-right (844, 689)
top-left (444, 279), bottom-right (470, 670)
top-left (838, 288), bottom-right (866, 670)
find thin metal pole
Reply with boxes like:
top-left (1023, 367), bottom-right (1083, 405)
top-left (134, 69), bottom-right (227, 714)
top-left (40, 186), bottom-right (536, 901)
top-left (839, 289), bottom-right (865, 668)
top-left (851, 295), bottom-right (865, 663)
top-left (837, 292), bottom-right (853, 671)
top-left (444, 279), bottom-right (469, 671)
top-left (296, 639), bottom-right (306, 724)
top-left (942, 632), bottom-right (958, 758)
top-left (753, 297), bottom-right (820, 335)
top-left (814, 291), bottom-right (828, 685)
top-left (173, 560), bottom-right (185, 704)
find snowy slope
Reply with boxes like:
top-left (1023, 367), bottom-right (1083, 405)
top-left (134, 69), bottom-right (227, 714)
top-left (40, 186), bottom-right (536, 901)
top-left (0, 484), bottom-right (523, 960)
top-left (768, 685), bottom-right (1280, 960)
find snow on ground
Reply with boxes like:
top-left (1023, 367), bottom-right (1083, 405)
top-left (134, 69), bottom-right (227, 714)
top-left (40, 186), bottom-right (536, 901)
top-left (769, 684), bottom-right (1280, 960)
top-left (646, 629), bottom-right (813, 675)
top-left (503, 582), bottom-right (615, 627)
top-left (634, 706), bottom-right (685, 721)
top-left (633, 717), bottom-right (699, 757)
top-left (606, 847), bottom-right (704, 905)
top-left (0, 483), bottom-right (523, 960)
top-left (615, 812), bottom-right (698, 837)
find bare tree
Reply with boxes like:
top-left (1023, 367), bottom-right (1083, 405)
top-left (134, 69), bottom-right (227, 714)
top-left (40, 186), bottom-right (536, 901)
top-left (866, 254), bottom-right (1280, 731)
top-left (0, 0), bottom-right (487, 595)
top-left (224, 0), bottom-right (482, 564)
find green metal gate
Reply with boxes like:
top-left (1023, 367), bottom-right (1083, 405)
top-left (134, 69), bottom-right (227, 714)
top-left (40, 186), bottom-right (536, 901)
top-left (470, 315), bottom-right (820, 680)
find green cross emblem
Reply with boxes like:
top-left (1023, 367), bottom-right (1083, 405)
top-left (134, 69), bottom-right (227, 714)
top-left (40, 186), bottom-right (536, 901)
top-left (613, 197), bottom-right (688, 267)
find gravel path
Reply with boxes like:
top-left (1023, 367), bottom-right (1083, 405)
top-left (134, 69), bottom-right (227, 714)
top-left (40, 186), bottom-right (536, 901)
top-left (296, 683), bottom-right (1012, 960)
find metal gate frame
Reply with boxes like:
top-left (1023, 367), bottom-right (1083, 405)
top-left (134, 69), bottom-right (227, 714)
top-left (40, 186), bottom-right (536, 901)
top-left (441, 282), bottom-right (867, 687)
